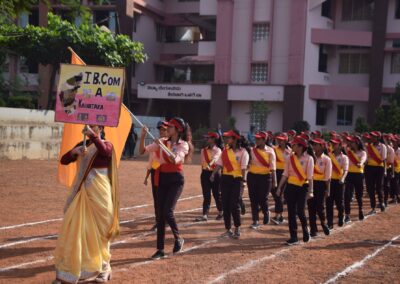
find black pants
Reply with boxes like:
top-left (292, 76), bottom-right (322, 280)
top-left (307, 181), bottom-right (327, 233)
top-left (391, 173), bottom-right (400, 200)
top-left (345, 173), bottom-right (364, 215)
top-left (200, 170), bottom-right (222, 215)
top-left (284, 183), bottom-right (308, 239)
top-left (384, 168), bottom-right (394, 204)
top-left (365, 165), bottom-right (384, 209)
top-left (156, 172), bottom-right (184, 250)
top-left (271, 169), bottom-right (284, 214)
top-left (326, 180), bottom-right (344, 227)
top-left (150, 169), bottom-right (159, 224)
top-left (221, 175), bottom-right (242, 230)
top-left (247, 173), bottom-right (271, 222)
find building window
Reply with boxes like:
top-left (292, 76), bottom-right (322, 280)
top-left (337, 105), bottom-right (353, 126)
top-left (250, 101), bottom-right (270, 132)
top-left (393, 39), bottom-right (400, 48)
top-left (251, 63), bottom-right (268, 83)
top-left (339, 53), bottom-right (369, 73)
top-left (316, 100), bottom-right (329, 126)
top-left (18, 9), bottom-right (39, 27)
top-left (252, 23), bottom-right (269, 42)
top-left (156, 23), bottom-right (165, 42)
top-left (342, 0), bottom-right (374, 21)
top-left (391, 54), bottom-right (400, 73)
top-left (321, 0), bottom-right (332, 19)
top-left (396, 0), bottom-right (400, 19)
top-left (19, 56), bottom-right (38, 74)
top-left (318, 45), bottom-right (328, 73)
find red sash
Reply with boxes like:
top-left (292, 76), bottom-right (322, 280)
top-left (221, 148), bottom-right (234, 172)
top-left (367, 144), bottom-right (383, 165)
top-left (347, 150), bottom-right (359, 165)
top-left (253, 148), bottom-right (270, 168)
top-left (290, 155), bottom-right (306, 182)
top-left (203, 148), bottom-right (211, 164)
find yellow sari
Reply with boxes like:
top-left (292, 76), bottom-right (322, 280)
top-left (55, 144), bottom-right (120, 283)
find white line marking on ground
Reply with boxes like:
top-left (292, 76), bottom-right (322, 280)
top-left (323, 234), bottom-right (400, 284)
top-left (0, 257), bottom-right (54, 273)
top-left (206, 209), bottom-right (389, 283)
top-left (0, 194), bottom-right (203, 231)
top-left (0, 234), bottom-right (58, 249)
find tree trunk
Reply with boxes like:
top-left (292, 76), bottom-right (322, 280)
top-left (46, 64), bottom-right (58, 110)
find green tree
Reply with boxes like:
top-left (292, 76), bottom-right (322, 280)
top-left (0, 12), bottom-right (146, 109)
top-left (354, 116), bottom-right (370, 133)
top-left (292, 120), bottom-right (310, 133)
top-left (373, 83), bottom-right (400, 133)
top-left (248, 100), bottom-right (271, 131)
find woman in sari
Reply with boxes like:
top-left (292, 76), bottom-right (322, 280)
top-left (53, 125), bottom-right (119, 284)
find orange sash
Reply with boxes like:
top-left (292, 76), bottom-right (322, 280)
top-left (313, 161), bottom-right (325, 181)
top-left (253, 148), bottom-right (270, 168)
top-left (367, 144), bottom-right (383, 166)
top-left (329, 153), bottom-right (344, 180)
top-left (288, 154), bottom-right (307, 186)
top-left (221, 148), bottom-right (234, 172)
top-left (274, 146), bottom-right (285, 170)
top-left (347, 149), bottom-right (360, 165)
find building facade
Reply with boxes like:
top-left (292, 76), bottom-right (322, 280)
top-left (4, 0), bottom-right (400, 133)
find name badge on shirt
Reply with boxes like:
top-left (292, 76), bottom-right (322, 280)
top-left (319, 161), bottom-right (323, 167)
top-left (300, 161), bottom-right (304, 166)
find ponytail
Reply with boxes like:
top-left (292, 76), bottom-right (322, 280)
top-left (181, 122), bottom-right (194, 164)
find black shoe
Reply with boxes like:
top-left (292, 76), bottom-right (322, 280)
top-left (232, 227), bottom-right (241, 239)
top-left (359, 210), bottom-right (364, 221)
top-left (250, 221), bottom-right (260, 230)
top-left (271, 216), bottom-right (280, 225)
top-left (368, 209), bottom-right (376, 215)
top-left (263, 211), bottom-right (270, 225)
top-left (150, 224), bottom-right (157, 231)
top-left (328, 225), bottom-right (333, 230)
top-left (344, 215), bottom-right (351, 223)
top-left (286, 238), bottom-right (299, 246)
top-left (380, 203), bottom-right (386, 212)
top-left (216, 213), bottom-right (223, 220)
top-left (173, 238), bottom-right (184, 254)
top-left (151, 250), bottom-right (166, 260)
top-left (303, 229), bottom-right (310, 243)
top-left (338, 217), bottom-right (344, 227)
top-left (310, 231), bottom-right (318, 237)
top-left (322, 225), bottom-right (330, 236)
top-left (240, 203), bottom-right (246, 215)
top-left (222, 229), bottom-right (233, 237)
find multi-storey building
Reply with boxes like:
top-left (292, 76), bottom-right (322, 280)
top-left (4, 0), bottom-right (400, 133)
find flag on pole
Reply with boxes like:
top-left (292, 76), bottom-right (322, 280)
top-left (57, 47), bottom-right (132, 187)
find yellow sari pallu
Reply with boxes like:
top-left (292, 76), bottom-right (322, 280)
top-left (55, 144), bottom-right (120, 283)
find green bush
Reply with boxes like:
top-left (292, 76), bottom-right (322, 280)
top-left (292, 120), bottom-right (310, 133)
top-left (7, 95), bottom-right (35, 108)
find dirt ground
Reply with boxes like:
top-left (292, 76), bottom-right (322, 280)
top-left (1, 157), bottom-right (400, 283)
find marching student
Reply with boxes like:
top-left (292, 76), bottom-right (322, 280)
top-left (211, 130), bottom-right (249, 239)
top-left (391, 136), bottom-right (400, 204)
top-left (143, 121), bottom-right (168, 231)
top-left (247, 131), bottom-right (277, 229)
top-left (309, 138), bottom-right (332, 237)
top-left (326, 139), bottom-right (348, 229)
top-left (139, 117), bottom-right (192, 260)
top-left (195, 131), bottom-right (223, 222)
top-left (383, 134), bottom-right (395, 207)
top-left (311, 130), bottom-right (322, 139)
top-left (287, 130), bottom-right (297, 143)
top-left (344, 136), bottom-right (367, 223)
top-left (276, 136), bottom-right (314, 245)
top-left (365, 131), bottom-right (387, 214)
top-left (271, 133), bottom-right (291, 225)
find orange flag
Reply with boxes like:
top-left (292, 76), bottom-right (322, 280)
top-left (57, 48), bottom-right (132, 187)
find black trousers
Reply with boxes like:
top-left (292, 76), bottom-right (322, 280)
top-left (284, 183), bottom-right (308, 239)
top-left (200, 170), bottom-right (222, 215)
top-left (150, 169), bottom-right (159, 224)
top-left (345, 173), bottom-right (364, 215)
top-left (365, 165), bottom-right (384, 209)
top-left (326, 180), bottom-right (344, 227)
top-left (307, 181), bottom-right (327, 233)
top-left (391, 173), bottom-right (400, 200)
top-left (271, 169), bottom-right (284, 213)
top-left (384, 168), bottom-right (394, 204)
top-left (221, 175), bottom-right (242, 230)
top-left (247, 173), bottom-right (272, 222)
top-left (156, 172), bottom-right (184, 250)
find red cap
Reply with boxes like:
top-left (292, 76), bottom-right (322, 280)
top-left (329, 139), bottom-right (341, 145)
top-left (370, 131), bottom-right (382, 138)
top-left (223, 130), bottom-right (241, 139)
top-left (287, 130), bottom-right (296, 136)
top-left (311, 138), bottom-right (326, 146)
top-left (267, 131), bottom-right (273, 136)
top-left (275, 134), bottom-right (288, 141)
top-left (362, 132), bottom-right (371, 139)
top-left (254, 131), bottom-right (268, 139)
top-left (291, 136), bottom-right (308, 148)
top-left (311, 130), bottom-right (322, 137)
top-left (329, 131), bottom-right (337, 136)
top-left (166, 118), bottom-right (185, 132)
top-left (300, 133), bottom-right (310, 140)
top-left (341, 131), bottom-right (350, 137)
top-left (204, 132), bottom-right (220, 139)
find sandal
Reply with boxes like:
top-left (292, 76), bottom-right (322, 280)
top-left (94, 272), bottom-right (112, 283)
